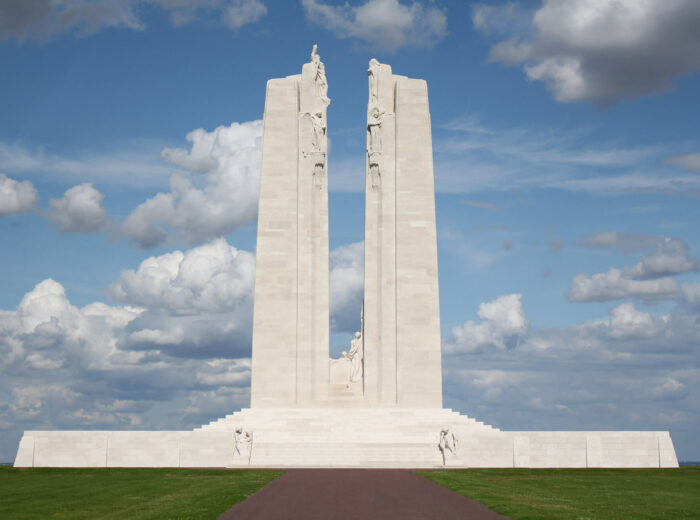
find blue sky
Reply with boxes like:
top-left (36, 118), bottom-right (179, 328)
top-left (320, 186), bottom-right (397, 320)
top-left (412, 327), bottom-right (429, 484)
top-left (1, 0), bottom-right (699, 462)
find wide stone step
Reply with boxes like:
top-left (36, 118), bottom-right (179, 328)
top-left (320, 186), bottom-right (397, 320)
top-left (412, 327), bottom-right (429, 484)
top-left (196, 409), bottom-right (494, 430)
top-left (198, 423), bottom-right (495, 434)
top-left (198, 423), bottom-right (495, 433)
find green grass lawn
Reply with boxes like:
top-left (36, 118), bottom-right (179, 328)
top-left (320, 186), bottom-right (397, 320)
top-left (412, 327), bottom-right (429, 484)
top-left (0, 467), bottom-right (282, 520)
top-left (4, 466), bottom-right (699, 520)
top-left (419, 467), bottom-right (700, 520)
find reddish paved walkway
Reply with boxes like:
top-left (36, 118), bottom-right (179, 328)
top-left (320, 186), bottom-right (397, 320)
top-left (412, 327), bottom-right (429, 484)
top-left (218, 469), bottom-right (510, 520)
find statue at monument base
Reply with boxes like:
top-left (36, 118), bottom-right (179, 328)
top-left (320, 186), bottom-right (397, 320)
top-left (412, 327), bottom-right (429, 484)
top-left (329, 331), bottom-right (364, 398)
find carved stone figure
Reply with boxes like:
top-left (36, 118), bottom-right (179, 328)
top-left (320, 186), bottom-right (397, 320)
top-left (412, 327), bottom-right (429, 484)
top-left (438, 427), bottom-right (458, 465)
top-left (311, 44), bottom-right (330, 106)
top-left (313, 162), bottom-right (325, 190)
top-left (234, 428), bottom-right (253, 464)
top-left (367, 105), bottom-right (384, 153)
top-left (366, 84), bottom-right (384, 192)
top-left (367, 58), bottom-right (380, 106)
top-left (301, 110), bottom-right (326, 157)
top-left (368, 160), bottom-right (381, 189)
top-left (348, 331), bottom-right (363, 383)
top-left (310, 110), bottom-right (326, 152)
top-left (329, 307), bottom-right (364, 395)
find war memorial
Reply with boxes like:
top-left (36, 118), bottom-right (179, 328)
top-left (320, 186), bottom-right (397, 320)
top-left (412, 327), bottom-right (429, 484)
top-left (14, 48), bottom-right (678, 469)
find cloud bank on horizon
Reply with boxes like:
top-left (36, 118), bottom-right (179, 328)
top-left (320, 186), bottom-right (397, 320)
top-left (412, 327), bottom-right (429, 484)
top-left (1, 0), bottom-right (700, 462)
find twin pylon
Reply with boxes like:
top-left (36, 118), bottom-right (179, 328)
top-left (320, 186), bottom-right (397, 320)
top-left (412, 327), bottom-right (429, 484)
top-left (250, 48), bottom-right (442, 408)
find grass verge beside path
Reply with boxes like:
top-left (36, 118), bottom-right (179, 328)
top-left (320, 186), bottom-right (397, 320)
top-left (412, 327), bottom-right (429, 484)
top-left (0, 467), bottom-right (282, 520)
top-left (419, 467), bottom-right (700, 520)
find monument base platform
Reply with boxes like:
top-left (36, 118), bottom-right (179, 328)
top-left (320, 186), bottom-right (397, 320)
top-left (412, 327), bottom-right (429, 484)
top-left (14, 408), bottom-right (678, 468)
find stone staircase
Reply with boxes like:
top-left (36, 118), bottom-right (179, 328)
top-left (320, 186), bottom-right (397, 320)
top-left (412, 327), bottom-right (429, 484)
top-left (194, 408), bottom-right (500, 467)
top-left (196, 408), bottom-right (498, 433)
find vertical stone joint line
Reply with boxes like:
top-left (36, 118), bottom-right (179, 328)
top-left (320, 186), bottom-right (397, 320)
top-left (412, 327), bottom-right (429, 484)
top-left (393, 78), bottom-right (399, 405)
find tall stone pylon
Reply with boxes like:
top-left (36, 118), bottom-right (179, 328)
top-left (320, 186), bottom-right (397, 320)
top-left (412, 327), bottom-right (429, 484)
top-left (363, 59), bottom-right (443, 408)
top-left (250, 46), bottom-right (330, 407)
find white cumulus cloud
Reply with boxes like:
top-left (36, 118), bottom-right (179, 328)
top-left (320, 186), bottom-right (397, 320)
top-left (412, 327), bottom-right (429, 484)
top-left (0, 278), bottom-right (144, 374)
top-left (569, 268), bottom-right (678, 302)
top-left (446, 294), bottom-right (529, 354)
top-left (627, 239), bottom-right (698, 279)
top-left (49, 183), bottom-right (108, 233)
top-left (473, 0), bottom-right (700, 103)
top-left (109, 238), bottom-right (255, 315)
top-left (569, 235), bottom-right (697, 302)
top-left (302, 0), bottom-right (447, 52)
top-left (606, 302), bottom-right (660, 340)
top-left (108, 238), bottom-right (255, 358)
top-left (122, 120), bottom-right (262, 248)
top-left (0, 173), bottom-right (38, 216)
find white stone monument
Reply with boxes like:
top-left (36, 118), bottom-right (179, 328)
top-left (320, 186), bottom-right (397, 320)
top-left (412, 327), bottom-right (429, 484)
top-left (14, 49), bottom-right (679, 468)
